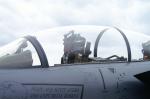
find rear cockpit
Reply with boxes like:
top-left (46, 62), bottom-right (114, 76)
top-left (60, 26), bottom-right (150, 65)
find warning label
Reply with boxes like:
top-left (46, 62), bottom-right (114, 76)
top-left (24, 84), bottom-right (83, 99)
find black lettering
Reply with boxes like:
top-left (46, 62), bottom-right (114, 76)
top-left (67, 88), bottom-right (79, 92)
top-left (64, 94), bottom-right (79, 98)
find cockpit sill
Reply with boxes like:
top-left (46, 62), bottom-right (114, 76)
top-left (0, 59), bottom-right (149, 69)
top-left (54, 59), bottom-right (150, 67)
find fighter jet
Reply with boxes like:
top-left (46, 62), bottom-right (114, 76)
top-left (0, 25), bottom-right (149, 99)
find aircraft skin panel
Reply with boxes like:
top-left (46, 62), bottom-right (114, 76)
top-left (0, 66), bottom-right (103, 99)
top-left (100, 67), bottom-right (148, 99)
top-left (0, 62), bottom-right (149, 99)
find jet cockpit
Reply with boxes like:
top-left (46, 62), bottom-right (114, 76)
top-left (0, 26), bottom-right (150, 68)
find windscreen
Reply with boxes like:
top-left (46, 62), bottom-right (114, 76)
top-left (0, 37), bottom-right (41, 68)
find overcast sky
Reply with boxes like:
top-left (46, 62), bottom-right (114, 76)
top-left (0, 0), bottom-right (150, 45)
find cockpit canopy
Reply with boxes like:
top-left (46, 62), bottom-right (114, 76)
top-left (0, 25), bottom-right (150, 67)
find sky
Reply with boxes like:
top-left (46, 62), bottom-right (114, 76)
top-left (0, 0), bottom-right (150, 65)
top-left (0, 0), bottom-right (150, 44)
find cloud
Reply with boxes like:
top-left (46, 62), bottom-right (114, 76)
top-left (0, 0), bottom-right (149, 39)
